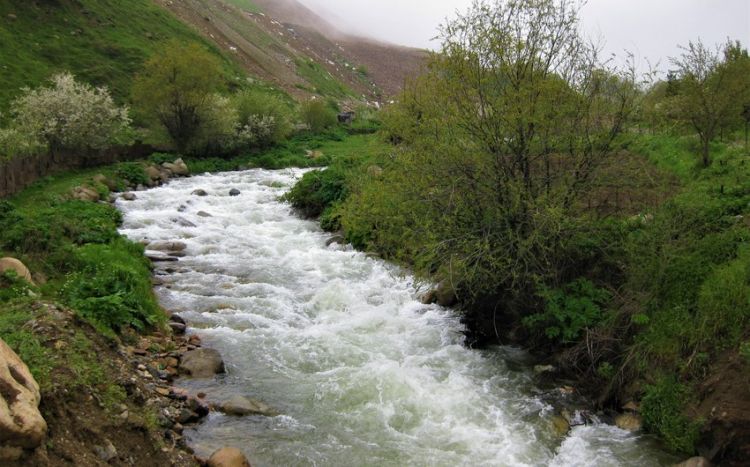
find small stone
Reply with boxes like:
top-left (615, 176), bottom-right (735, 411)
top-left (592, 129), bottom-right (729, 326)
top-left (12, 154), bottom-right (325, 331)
top-left (197, 211), bottom-right (213, 217)
top-left (191, 189), bottom-right (208, 197)
top-left (229, 188), bottom-right (241, 196)
top-left (155, 387), bottom-right (170, 396)
top-left (170, 314), bottom-right (186, 325)
top-left (94, 439), bottom-right (118, 462)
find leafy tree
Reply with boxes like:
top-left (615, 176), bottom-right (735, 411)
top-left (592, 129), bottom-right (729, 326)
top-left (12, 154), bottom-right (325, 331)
top-left (668, 40), bottom-right (750, 166)
top-left (132, 41), bottom-right (223, 153)
top-left (342, 0), bottom-right (638, 306)
top-left (9, 73), bottom-right (131, 153)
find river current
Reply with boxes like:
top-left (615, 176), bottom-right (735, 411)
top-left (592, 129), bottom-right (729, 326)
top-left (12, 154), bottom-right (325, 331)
top-left (117, 169), bottom-right (673, 467)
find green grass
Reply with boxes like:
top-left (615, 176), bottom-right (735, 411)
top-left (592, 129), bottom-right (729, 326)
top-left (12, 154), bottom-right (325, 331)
top-left (225, 0), bottom-right (263, 14)
top-left (295, 58), bottom-right (354, 98)
top-left (0, 0), bottom-right (245, 113)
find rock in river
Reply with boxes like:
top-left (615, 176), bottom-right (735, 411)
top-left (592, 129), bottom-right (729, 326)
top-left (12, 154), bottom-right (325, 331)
top-left (179, 348), bottom-right (225, 377)
top-left (207, 447), bottom-right (251, 467)
top-left (220, 395), bottom-right (278, 417)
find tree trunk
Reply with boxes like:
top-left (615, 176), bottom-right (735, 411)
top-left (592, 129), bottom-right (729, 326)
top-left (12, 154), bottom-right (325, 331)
top-left (701, 138), bottom-right (711, 168)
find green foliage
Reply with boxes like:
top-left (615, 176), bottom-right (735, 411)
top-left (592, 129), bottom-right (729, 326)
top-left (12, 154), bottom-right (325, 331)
top-left (294, 59), bottom-right (353, 97)
top-left (0, 0), bottom-right (241, 112)
top-left (740, 342), bottom-right (750, 364)
top-left (282, 167), bottom-right (348, 219)
top-left (62, 239), bottom-right (162, 335)
top-left (132, 41), bottom-right (224, 153)
top-left (234, 89), bottom-right (293, 147)
top-left (116, 162), bottom-right (149, 187)
top-left (641, 377), bottom-right (701, 453)
top-left (0, 270), bottom-right (34, 302)
top-left (0, 298), bottom-right (53, 387)
top-left (523, 279), bottom-right (611, 343)
top-left (300, 100), bottom-right (337, 133)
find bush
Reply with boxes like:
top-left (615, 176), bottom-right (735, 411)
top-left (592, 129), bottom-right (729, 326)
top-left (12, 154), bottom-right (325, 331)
top-left (641, 377), bottom-right (701, 453)
top-left (62, 239), bottom-right (163, 335)
top-left (282, 166), bottom-right (348, 219)
top-left (300, 99), bottom-right (337, 133)
top-left (0, 127), bottom-right (45, 159)
top-left (116, 162), bottom-right (149, 187)
top-left (10, 72), bottom-right (132, 152)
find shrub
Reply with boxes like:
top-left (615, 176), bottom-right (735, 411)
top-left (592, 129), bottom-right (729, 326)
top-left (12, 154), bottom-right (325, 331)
top-left (641, 377), bottom-right (701, 453)
top-left (282, 167), bottom-right (348, 219)
top-left (190, 94), bottom-right (240, 156)
top-left (300, 99), bottom-right (337, 133)
top-left (116, 162), bottom-right (149, 187)
top-left (10, 73), bottom-right (132, 152)
top-left (523, 279), bottom-right (611, 343)
top-left (233, 89), bottom-right (292, 147)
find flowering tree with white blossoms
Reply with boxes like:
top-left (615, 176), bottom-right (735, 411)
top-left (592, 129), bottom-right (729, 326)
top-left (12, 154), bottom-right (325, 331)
top-left (10, 73), bottom-right (132, 152)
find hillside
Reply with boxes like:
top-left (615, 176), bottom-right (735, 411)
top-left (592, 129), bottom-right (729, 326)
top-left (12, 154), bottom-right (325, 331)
top-left (0, 0), bottom-right (425, 115)
top-left (158, 0), bottom-right (427, 100)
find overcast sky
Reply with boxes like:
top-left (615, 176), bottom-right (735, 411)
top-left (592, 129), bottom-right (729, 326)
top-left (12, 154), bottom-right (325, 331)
top-left (297, 0), bottom-right (749, 73)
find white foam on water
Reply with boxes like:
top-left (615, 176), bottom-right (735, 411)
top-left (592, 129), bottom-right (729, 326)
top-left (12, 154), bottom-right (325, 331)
top-left (118, 169), bottom-right (673, 467)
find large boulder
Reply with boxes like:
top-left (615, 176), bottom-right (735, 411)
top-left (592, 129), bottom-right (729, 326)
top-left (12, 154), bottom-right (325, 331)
top-left (207, 447), bottom-right (250, 467)
top-left (0, 339), bottom-right (47, 456)
top-left (220, 396), bottom-right (278, 417)
top-left (162, 158), bottom-right (189, 177)
top-left (144, 165), bottom-right (162, 182)
top-left (70, 186), bottom-right (100, 202)
top-left (0, 258), bottom-right (34, 285)
top-left (179, 348), bottom-right (225, 378)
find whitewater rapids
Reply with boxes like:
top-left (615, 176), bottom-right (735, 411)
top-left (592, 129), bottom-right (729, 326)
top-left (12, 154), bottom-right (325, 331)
top-left (117, 168), bottom-right (673, 467)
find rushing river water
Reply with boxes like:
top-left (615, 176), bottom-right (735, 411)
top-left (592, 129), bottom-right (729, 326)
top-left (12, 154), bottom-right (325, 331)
top-left (117, 169), bottom-right (674, 467)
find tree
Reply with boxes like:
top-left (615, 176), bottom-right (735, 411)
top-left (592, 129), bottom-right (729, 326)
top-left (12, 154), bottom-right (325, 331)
top-left (233, 89), bottom-right (292, 147)
top-left (668, 40), bottom-right (750, 167)
top-left (341, 0), bottom-right (639, 303)
top-left (132, 41), bottom-right (223, 153)
top-left (10, 72), bottom-right (131, 153)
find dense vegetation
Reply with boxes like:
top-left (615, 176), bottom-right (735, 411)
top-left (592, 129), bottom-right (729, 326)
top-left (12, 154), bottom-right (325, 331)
top-left (286, 0), bottom-right (750, 457)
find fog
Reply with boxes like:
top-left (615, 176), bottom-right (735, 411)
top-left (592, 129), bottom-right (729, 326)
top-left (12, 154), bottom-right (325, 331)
top-left (297, 0), bottom-right (749, 71)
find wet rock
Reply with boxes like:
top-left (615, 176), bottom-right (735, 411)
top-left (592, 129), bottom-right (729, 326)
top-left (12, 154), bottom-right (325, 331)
top-left (197, 211), bottom-right (213, 217)
top-left (674, 457), bottom-right (712, 467)
top-left (325, 235), bottom-right (345, 247)
top-left (187, 397), bottom-right (209, 417)
top-left (0, 257), bottom-right (34, 285)
top-left (177, 205), bottom-right (187, 212)
top-left (0, 338), bottom-right (47, 452)
top-left (172, 217), bottom-right (196, 228)
top-left (179, 348), bottom-right (225, 378)
top-left (220, 395), bottom-right (279, 417)
top-left (71, 186), bottom-right (100, 202)
top-left (622, 401), bottom-right (640, 412)
top-left (207, 447), bottom-right (251, 467)
top-left (191, 189), bottom-right (208, 197)
top-left (122, 192), bottom-right (137, 201)
top-left (148, 241), bottom-right (187, 252)
top-left (145, 252), bottom-right (179, 262)
top-left (550, 414), bottom-right (570, 437)
top-left (615, 413), bottom-right (642, 432)
top-left (229, 188), bottom-right (241, 196)
top-left (420, 289), bottom-right (437, 305)
top-left (177, 408), bottom-right (200, 424)
top-left (533, 364), bottom-right (555, 374)
top-left (94, 438), bottom-right (118, 462)
top-left (169, 314), bottom-right (186, 325)
top-left (434, 281), bottom-right (457, 307)
top-left (169, 322), bottom-right (186, 335)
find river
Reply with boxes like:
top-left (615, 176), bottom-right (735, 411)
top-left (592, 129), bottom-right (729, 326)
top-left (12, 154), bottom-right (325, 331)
top-left (117, 168), bottom-right (675, 467)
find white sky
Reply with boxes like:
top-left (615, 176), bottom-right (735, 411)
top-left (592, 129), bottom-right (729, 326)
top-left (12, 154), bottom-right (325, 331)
top-left (298, 0), bottom-right (750, 72)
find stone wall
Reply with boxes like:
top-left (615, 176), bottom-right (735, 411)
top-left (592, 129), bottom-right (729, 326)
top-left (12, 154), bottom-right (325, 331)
top-left (0, 143), bottom-right (156, 198)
